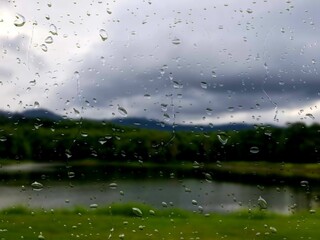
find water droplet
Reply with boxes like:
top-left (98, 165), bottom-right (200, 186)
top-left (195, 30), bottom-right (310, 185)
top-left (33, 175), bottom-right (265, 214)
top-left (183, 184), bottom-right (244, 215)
top-left (246, 8), bottom-right (253, 14)
top-left (163, 113), bottom-right (170, 122)
top-left (250, 146), bottom-right (259, 154)
top-left (65, 149), bottom-right (72, 158)
top-left (306, 113), bottom-right (315, 120)
top-left (14, 13), bottom-right (26, 27)
top-left (68, 171), bottom-right (75, 178)
top-left (132, 207), bottom-right (143, 217)
top-left (109, 182), bottom-right (118, 189)
top-left (73, 108), bottom-right (80, 115)
top-left (38, 232), bottom-right (45, 239)
top-left (0, 136), bottom-right (7, 142)
top-left (99, 29), bottom-right (108, 41)
top-left (217, 133), bottom-right (228, 145)
top-left (34, 101), bottom-right (40, 108)
top-left (49, 24), bottom-right (58, 35)
top-left (309, 209), bottom-right (316, 214)
top-left (161, 201), bottom-right (168, 207)
top-left (280, 28), bottom-right (285, 33)
top-left (300, 180), bottom-right (309, 187)
top-left (171, 38), bottom-right (181, 45)
top-left (40, 44), bottom-right (48, 52)
top-left (31, 181), bottom-right (44, 191)
top-left (149, 209), bottom-right (155, 215)
top-left (45, 36), bottom-right (53, 44)
top-left (206, 108), bottom-right (213, 115)
top-left (144, 94), bottom-right (151, 99)
top-left (269, 226), bottom-right (277, 233)
top-left (200, 82), bottom-right (207, 89)
top-left (161, 103), bottom-right (168, 112)
top-left (192, 200), bottom-right (198, 205)
top-left (99, 139), bottom-right (107, 145)
top-left (257, 196), bottom-right (267, 209)
top-left (118, 106), bottom-right (128, 117)
top-left (119, 233), bottom-right (125, 240)
top-left (90, 203), bottom-right (98, 209)
top-left (211, 70), bottom-right (217, 78)
top-left (81, 132), bottom-right (88, 137)
top-left (204, 172), bottom-right (213, 182)
top-left (312, 59), bottom-right (316, 64)
top-left (106, 8), bottom-right (112, 14)
top-left (172, 80), bottom-right (183, 89)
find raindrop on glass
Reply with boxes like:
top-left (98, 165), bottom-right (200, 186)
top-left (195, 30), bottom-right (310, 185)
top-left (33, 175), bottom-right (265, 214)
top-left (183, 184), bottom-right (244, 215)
top-left (132, 207), bottom-right (143, 217)
top-left (34, 101), bottom-right (40, 108)
top-left (45, 36), bottom-right (53, 44)
top-left (217, 133), bottom-right (228, 145)
top-left (40, 44), bottom-right (48, 52)
top-left (246, 9), bottom-right (253, 14)
top-left (191, 200), bottom-right (198, 205)
top-left (200, 82), bottom-right (207, 89)
top-left (14, 13), bottom-right (26, 27)
top-left (31, 181), bottom-right (44, 191)
top-left (250, 146), bottom-right (259, 154)
top-left (171, 38), bottom-right (181, 45)
top-left (257, 196), bottom-right (268, 209)
top-left (90, 203), bottom-right (98, 209)
top-left (99, 29), bottom-right (108, 41)
top-left (118, 106), bottom-right (128, 117)
top-left (49, 24), bottom-right (58, 35)
top-left (109, 182), bottom-right (118, 189)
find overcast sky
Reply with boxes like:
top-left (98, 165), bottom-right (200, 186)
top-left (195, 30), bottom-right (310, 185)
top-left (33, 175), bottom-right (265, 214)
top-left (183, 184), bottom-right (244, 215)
top-left (1, 0), bottom-right (319, 125)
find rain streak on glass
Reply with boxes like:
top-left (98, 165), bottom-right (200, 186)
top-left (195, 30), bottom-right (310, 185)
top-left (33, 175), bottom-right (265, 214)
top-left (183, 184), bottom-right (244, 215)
top-left (14, 13), bottom-right (26, 27)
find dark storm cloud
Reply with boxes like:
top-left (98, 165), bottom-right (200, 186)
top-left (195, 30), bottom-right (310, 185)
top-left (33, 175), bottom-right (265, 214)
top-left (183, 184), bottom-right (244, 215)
top-left (48, 0), bottom-right (320, 124)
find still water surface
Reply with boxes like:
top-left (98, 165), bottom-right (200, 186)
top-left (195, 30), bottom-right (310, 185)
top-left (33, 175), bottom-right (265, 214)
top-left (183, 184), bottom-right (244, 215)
top-left (0, 163), bottom-right (318, 214)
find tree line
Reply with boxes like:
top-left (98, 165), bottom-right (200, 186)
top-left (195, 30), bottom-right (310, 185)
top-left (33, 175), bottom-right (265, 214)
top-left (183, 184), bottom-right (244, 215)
top-left (0, 116), bottom-right (319, 164)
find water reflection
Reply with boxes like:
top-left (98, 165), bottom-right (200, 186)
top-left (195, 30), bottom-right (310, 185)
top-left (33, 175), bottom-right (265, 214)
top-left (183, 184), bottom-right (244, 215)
top-left (0, 163), bottom-right (318, 214)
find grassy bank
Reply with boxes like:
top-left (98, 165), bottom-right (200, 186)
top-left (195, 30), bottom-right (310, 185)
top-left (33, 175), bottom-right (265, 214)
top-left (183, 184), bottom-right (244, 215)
top-left (0, 203), bottom-right (319, 239)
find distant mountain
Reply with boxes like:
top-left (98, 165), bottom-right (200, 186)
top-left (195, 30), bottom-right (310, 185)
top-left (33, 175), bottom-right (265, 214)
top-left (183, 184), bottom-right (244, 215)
top-left (111, 117), bottom-right (255, 132)
top-left (20, 109), bottom-right (63, 121)
top-left (0, 109), bottom-right (255, 132)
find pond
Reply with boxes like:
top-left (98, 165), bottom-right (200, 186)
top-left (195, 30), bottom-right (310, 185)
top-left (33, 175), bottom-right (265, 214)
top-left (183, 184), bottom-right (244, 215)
top-left (0, 163), bottom-right (318, 214)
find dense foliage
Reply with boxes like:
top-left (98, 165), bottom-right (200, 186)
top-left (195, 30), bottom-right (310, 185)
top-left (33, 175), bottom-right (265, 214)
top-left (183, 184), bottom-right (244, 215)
top-left (0, 116), bottom-right (319, 163)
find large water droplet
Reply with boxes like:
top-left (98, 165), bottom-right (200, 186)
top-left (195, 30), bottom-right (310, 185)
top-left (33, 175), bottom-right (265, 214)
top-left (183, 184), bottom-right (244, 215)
top-left (250, 146), bottom-right (259, 154)
top-left (306, 113), bottom-right (315, 120)
top-left (109, 182), bottom-right (118, 189)
top-left (200, 82), bottom-right (208, 89)
top-left (14, 13), bottom-right (26, 27)
top-left (0, 136), bottom-right (7, 142)
top-left (119, 234), bottom-right (125, 240)
top-left (171, 38), bottom-right (181, 45)
top-left (118, 106), bottom-right (128, 117)
top-left (257, 196), bottom-right (268, 209)
top-left (132, 207), bottom-right (143, 217)
top-left (172, 81), bottom-right (183, 89)
top-left (246, 8), bottom-right (253, 14)
top-left (40, 44), bottom-right (48, 52)
top-left (31, 181), bottom-right (44, 191)
top-left (45, 36), bottom-right (53, 44)
top-left (217, 133), bottom-right (228, 145)
top-left (34, 101), bottom-right (40, 108)
top-left (204, 172), bottom-right (213, 182)
top-left (99, 29), bottom-right (108, 41)
top-left (90, 203), bottom-right (98, 209)
top-left (191, 200), bottom-right (198, 205)
top-left (38, 232), bottom-right (45, 240)
top-left (49, 24), bottom-right (58, 35)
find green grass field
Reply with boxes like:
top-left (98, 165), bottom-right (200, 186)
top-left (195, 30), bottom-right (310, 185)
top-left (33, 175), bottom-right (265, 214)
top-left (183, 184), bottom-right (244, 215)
top-left (0, 203), bottom-right (318, 239)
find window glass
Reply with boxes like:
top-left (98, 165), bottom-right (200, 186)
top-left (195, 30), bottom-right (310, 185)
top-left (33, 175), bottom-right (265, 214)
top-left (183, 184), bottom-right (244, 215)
top-left (0, 0), bottom-right (319, 239)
